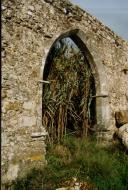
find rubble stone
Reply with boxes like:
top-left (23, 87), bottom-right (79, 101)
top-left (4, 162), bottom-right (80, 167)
top-left (2, 0), bottom-right (128, 183)
top-left (116, 124), bottom-right (128, 149)
top-left (115, 110), bottom-right (128, 127)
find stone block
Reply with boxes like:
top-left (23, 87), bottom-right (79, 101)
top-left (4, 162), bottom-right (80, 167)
top-left (2, 133), bottom-right (9, 146)
top-left (115, 110), bottom-right (128, 127)
top-left (19, 116), bottom-right (37, 127)
top-left (3, 164), bottom-right (19, 182)
top-left (116, 123), bottom-right (128, 149)
top-left (23, 101), bottom-right (35, 110)
top-left (31, 131), bottom-right (48, 138)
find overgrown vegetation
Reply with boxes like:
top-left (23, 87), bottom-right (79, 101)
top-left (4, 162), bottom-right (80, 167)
top-left (10, 38), bottom-right (128, 190)
top-left (42, 37), bottom-right (96, 144)
top-left (13, 136), bottom-right (128, 190)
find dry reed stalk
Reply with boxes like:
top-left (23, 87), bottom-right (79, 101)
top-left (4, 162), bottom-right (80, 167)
top-left (57, 104), bottom-right (62, 142)
top-left (61, 106), bottom-right (64, 141)
top-left (64, 106), bottom-right (68, 136)
top-left (42, 39), bottom-right (94, 142)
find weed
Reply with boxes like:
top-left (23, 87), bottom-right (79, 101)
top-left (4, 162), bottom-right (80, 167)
top-left (12, 136), bottom-right (128, 190)
top-left (46, 136), bottom-right (128, 189)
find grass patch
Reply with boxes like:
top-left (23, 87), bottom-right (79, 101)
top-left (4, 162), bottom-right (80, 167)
top-left (12, 136), bottom-right (128, 190)
top-left (45, 136), bottom-right (128, 190)
top-left (12, 168), bottom-right (44, 190)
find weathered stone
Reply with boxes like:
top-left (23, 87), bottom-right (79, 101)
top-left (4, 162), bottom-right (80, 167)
top-left (3, 164), bottom-right (19, 182)
top-left (2, 51), bottom-right (6, 58)
top-left (115, 110), bottom-right (128, 127)
top-left (23, 101), bottom-right (35, 110)
top-left (20, 116), bottom-right (37, 127)
top-left (27, 11), bottom-right (33, 16)
top-left (3, 101), bottom-right (23, 113)
top-left (116, 123), bottom-right (128, 149)
top-left (1, 5), bottom-right (6, 10)
top-left (2, 133), bottom-right (9, 146)
top-left (2, 0), bottom-right (128, 184)
top-left (31, 131), bottom-right (48, 138)
top-left (28, 5), bottom-right (35, 11)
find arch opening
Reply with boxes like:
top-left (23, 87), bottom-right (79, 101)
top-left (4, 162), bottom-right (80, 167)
top-left (42, 29), bottom-right (109, 143)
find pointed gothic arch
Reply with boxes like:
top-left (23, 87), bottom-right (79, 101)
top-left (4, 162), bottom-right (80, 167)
top-left (41, 29), bottom-right (111, 132)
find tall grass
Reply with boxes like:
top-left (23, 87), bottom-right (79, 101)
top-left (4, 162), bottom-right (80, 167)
top-left (42, 38), bottom-right (95, 143)
top-left (11, 38), bottom-right (128, 190)
top-left (12, 136), bottom-right (128, 190)
top-left (44, 136), bottom-right (128, 190)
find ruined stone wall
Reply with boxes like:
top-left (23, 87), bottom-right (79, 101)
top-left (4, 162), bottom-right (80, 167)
top-left (2, 0), bottom-right (128, 182)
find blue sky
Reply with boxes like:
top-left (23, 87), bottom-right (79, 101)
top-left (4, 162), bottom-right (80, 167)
top-left (70, 0), bottom-right (128, 40)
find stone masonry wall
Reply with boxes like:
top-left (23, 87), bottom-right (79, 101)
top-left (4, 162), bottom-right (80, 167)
top-left (2, 0), bottom-right (128, 182)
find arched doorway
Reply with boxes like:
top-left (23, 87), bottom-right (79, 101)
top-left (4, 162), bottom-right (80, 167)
top-left (41, 29), bottom-right (110, 143)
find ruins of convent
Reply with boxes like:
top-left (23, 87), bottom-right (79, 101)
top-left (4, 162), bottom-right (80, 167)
top-left (2, 0), bottom-right (128, 183)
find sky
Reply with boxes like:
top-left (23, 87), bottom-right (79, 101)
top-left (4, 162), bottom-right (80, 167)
top-left (70, 0), bottom-right (128, 40)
